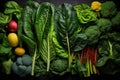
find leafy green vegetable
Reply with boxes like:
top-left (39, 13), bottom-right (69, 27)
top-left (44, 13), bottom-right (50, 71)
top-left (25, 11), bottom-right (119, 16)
top-left (35, 2), bottom-right (56, 72)
top-left (52, 31), bottom-right (68, 58)
top-left (111, 11), bottom-right (120, 27)
top-left (97, 18), bottom-right (112, 33)
top-left (2, 59), bottom-right (13, 74)
top-left (55, 3), bottom-right (80, 70)
top-left (0, 13), bottom-right (11, 26)
top-left (50, 58), bottom-right (68, 75)
top-left (0, 33), bottom-right (12, 55)
top-left (73, 56), bottom-right (87, 77)
top-left (97, 40), bottom-right (113, 67)
top-left (84, 25), bottom-right (101, 45)
top-left (4, 1), bottom-right (22, 19)
top-left (74, 4), bottom-right (97, 24)
top-left (100, 1), bottom-right (117, 18)
top-left (73, 34), bottom-right (87, 52)
top-left (22, 1), bottom-right (39, 40)
top-left (34, 59), bottom-right (47, 77)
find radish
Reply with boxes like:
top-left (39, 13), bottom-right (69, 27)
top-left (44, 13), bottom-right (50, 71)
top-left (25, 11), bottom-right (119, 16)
top-left (8, 20), bottom-right (18, 32)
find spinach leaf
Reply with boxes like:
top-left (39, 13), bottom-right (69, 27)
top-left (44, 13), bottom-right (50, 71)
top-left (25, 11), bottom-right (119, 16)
top-left (22, 1), bottom-right (39, 40)
top-left (0, 33), bottom-right (12, 55)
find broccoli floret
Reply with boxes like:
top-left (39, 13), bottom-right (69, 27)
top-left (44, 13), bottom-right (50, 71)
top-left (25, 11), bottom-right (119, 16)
top-left (84, 25), bottom-right (101, 45)
top-left (101, 1), bottom-right (117, 18)
top-left (111, 11), bottom-right (120, 26)
top-left (97, 18), bottom-right (112, 32)
top-left (12, 54), bottom-right (32, 77)
top-left (50, 58), bottom-right (68, 75)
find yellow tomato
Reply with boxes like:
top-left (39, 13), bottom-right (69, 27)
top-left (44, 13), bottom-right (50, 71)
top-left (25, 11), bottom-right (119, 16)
top-left (15, 47), bottom-right (25, 56)
top-left (91, 1), bottom-right (101, 11)
top-left (8, 33), bottom-right (19, 47)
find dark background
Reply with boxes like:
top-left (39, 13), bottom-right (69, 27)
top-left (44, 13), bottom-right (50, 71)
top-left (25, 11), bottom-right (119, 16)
top-left (0, 0), bottom-right (120, 80)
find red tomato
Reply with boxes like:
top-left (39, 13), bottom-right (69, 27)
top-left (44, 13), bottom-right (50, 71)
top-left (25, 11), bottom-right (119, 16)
top-left (8, 20), bottom-right (18, 32)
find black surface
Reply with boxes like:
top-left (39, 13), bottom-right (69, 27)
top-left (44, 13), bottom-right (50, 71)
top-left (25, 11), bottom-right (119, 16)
top-left (0, 0), bottom-right (120, 80)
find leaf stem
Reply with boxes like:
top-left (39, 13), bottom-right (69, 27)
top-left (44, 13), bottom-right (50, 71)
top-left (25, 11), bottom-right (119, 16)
top-left (47, 35), bottom-right (50, 72)
top-left (66, 32), bottom-right (71, 70)
top-left (31, 45), bottom-right (37, 76)
top-left (108, 40), bottom-right (113, 56)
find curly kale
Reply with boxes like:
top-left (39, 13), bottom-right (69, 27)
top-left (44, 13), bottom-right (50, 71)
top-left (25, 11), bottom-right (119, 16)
top-left (97, 18), bottom-right (112, 33)
top-left (101, 1), bottom-right (117, 18)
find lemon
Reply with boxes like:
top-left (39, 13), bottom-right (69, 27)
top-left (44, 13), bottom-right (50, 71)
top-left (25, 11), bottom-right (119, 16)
top-left (15, 47), bottom-right (25, 56)
top-left (8, 33), bottom-right (19, 47)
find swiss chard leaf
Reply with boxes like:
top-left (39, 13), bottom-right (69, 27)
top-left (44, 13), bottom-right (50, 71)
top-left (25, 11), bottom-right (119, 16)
top-left (55, 3), bottom-right (80, 50)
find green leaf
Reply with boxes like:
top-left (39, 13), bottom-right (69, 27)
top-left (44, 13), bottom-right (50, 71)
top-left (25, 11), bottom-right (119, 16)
top-left (52, 32), bottom-right (68, 58)
top-left (55, 3), bottom-right (80, 50)
top-left (0, 12), bottom-right (11, 26)
top-left (74, 34), bottom-right (87, 52)
top-left (4, 1), bottom-right (22, 19)
top-left (55, 3), bottom-right (80, 70)
top-left (40, 36), bottom-right (56, 72)
top-left (2, 59), bottom-right (13, 74)
top-left (22, 1), bottom-right (39, 40)
top-left (35, 2), bottom-right (56, 72)
top-left (74, 4), bottom-right (97, 24)
top-left (0, 33), bottom-right (12, 55)
top-left (96, 56), bottom-right (111, 67)
top-left (21, 35), bottom-right (36, 56)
